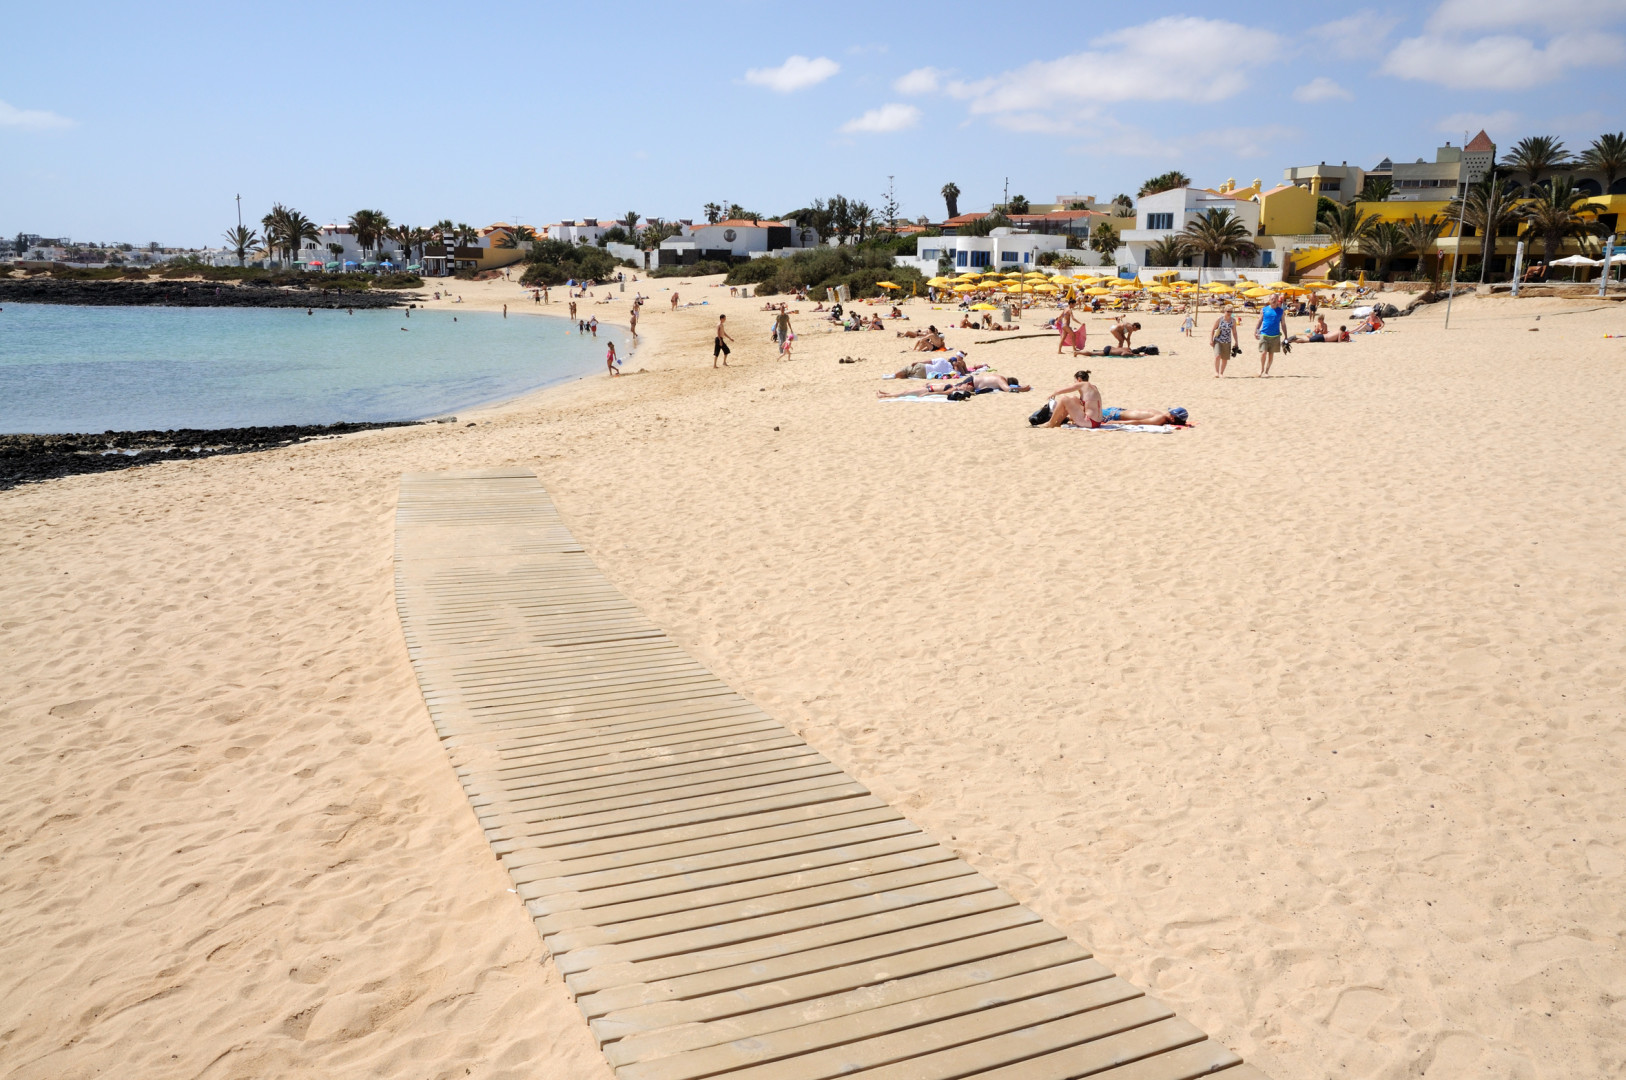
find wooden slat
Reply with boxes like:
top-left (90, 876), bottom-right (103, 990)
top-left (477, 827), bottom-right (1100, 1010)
top-left (394, 471), bottom-right (1262, 1080)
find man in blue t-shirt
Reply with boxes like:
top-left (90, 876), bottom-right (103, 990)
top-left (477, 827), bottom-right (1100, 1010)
top-left (1254, 294), bottom-right (1287, 376)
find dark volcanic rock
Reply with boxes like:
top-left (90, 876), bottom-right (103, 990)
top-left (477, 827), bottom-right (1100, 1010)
top-left (0, 420), bottom-right (447, 489)
top-left (0, 279), bottom-right (411, 309)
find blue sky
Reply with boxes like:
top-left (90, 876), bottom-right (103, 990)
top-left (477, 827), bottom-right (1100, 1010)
top-left (3, 0), bottom-right (1623, 247)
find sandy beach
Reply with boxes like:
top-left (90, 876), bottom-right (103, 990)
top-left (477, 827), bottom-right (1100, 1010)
top-left (3, 274), bottom-right (1624, 1080)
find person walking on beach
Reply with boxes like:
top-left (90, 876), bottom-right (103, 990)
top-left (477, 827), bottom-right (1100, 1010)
top-left (670, 291), bottom-right (680, 310)
top-left (629, 304), bottom-right (639, 340)
top-left (589, 315), bottom-right (598, 338)
top-left (1254, 293), bottom-right (1286, 377)
top-left (774, 305), bottom-right (793, 358)
top-left (606, 341), bottom-right (620, 376)
top-left (1056, 302), bottom-right (1078, 355)
top-left (713, 314), bottom-right (733, 367)
top-left (1210, 305), bottom-right (1237, 377)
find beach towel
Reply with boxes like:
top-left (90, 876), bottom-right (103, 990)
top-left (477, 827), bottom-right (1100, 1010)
top-left (1063, 423), bottom-right (1182, 433)
top-left (878, 395), bottom-right (950, 403)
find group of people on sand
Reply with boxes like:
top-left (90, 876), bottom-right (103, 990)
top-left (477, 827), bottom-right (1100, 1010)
top-left (1038, 370), bottom-right (1188, 429)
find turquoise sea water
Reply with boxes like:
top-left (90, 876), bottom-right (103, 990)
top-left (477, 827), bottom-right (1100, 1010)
top-left (0, 303), bottom-right (616, 433)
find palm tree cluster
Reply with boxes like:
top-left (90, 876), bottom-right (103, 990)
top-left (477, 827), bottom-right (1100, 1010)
top-left (346, 209), bottom-right (392, 259)
top-left (1500, 132), bottom-right (1626, 196)
top-left (782, 195), bottom-right (876, 244)
top-left (1138, 171), bottom-right (1192, 198)
top-left (260, 204), bottom-right (320, 266)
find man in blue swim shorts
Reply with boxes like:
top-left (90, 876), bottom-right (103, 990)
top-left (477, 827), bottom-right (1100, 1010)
top-left (1254, 293), bottom-right (1286, 377)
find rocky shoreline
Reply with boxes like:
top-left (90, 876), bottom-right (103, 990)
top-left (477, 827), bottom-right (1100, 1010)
top-left (0, 279), bottom-right (413, 309)
top-left (0, 420), bottom-right (453, 489)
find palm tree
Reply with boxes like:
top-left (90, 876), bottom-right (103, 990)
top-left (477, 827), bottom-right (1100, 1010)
top-left (454, 222), bottom-right (477, 247)
top-left (1138, 170), bottom-right (1191, 197)
top-left (1178, 208), bottom-right (1258, 286)
top-left (1315, 204), bottom-right (1376, 276)
top-left (1397, 215), bottom-right (1447, 285)
top-left (1359, 176), bottom-right (1394, 203)
top-left (1579, 132), bottom-right (1626, 195)
top-left (1366, 222), bottom-right (1411, 280)
top-left (284, 209), bottom-right (321, 267)
top-left (1144, 235), bottom-right (1185, 267)
top-left (702, 203), bottom-right (722, 224)
top-left (620, 211), bottom-right (641, 233)
top-left (940, 182), bottom-right (960, 219)
top-left (1521, 176), bottom-right (1602, 270)
top-left (348, 210), bottom-right (389, 258)
top-left (385, 223), bottom-right (416, 264)
top-left (1089, 222), bottom-right (1121, 263)
top-left (851, 201), bottom-right (875, 243)
top-left (1501, 135), bottom-right (1569, 192)
top-left (326, 242), bottom-right (344, 267)
top-left (1449, 175), bottom-right (1521, 281)
top-left (222, 224), bottom-right (259, 267)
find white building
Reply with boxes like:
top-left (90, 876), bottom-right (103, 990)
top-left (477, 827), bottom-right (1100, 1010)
top-left (548, 220), bottom-right (610, 245)
top-left (656, 219), bottom-right (818, 266)
top-left (1119, 188), bottom-right (1263, 273)
top-left (896, 230), bottom-right (1071, 277)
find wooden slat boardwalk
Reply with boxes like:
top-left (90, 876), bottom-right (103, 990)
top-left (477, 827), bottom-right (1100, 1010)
top-left (395, 470), bottom-right (1267, 1080)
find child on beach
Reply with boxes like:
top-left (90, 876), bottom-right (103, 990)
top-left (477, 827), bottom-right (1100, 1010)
top-left (606, 341), bottom-right (620, 375)
top-left (1181, 311), bottom-right (1195, 337)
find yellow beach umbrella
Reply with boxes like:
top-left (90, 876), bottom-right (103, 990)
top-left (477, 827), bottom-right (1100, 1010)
top-left (927, 277), bottom-right (950, 286)
top-left (1243, 287), bottom-right (1271, 298)
top-left (1085, 287), bottom-right (1112, 295)
top-left (953, 284), bottom-right (979, 293)
top-left (1033, 284), bottom-right (1059, 293)
top-left (875, 281), bottom-right (901, 290)
top-left (1148, 285), bottom-right (1172, 294)
top-left (970, 302), bottom-right (997, 310)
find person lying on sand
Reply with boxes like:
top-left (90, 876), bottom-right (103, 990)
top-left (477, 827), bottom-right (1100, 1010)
top-left (892, 353), bottom-right (970, 380)
top-left (1098, 406), bottom-right (1189, 426)
top-left (1287, 319), bottom-right (1350, 344)
top-left (876, 371), bottom-right (1029, 399)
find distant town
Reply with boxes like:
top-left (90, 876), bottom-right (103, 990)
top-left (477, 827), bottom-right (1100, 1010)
top-left (6, 129), bottom-right (1623, 284)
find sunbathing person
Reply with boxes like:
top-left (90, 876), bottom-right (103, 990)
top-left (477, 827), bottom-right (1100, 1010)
top-left (892, 352), bottom-right (969, 379)
top-left (911, 328), bottom-right (948, 351)
top-left (876, 370), bottom-right (1028, 398)
top-left (890, 306), bottom-right (905, 319)
top-left (1097, 406), bottom-right (1190, 425)
top-left (1287, 323), bottom-right (1350, 343)
top-left (1041, 371), bottom-right (1104, 427)
top-left (867, 314), bottom-right (885, 330)
top-left (897, 324), bottom-right (939, 339)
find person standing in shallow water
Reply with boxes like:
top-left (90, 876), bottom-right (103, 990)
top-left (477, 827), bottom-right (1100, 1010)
top-left (713, 314), bottom-right (733, 367)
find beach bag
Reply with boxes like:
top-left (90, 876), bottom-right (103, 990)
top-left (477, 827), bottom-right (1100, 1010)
top-left (1029, 401), bottom-right (1053, 426)
top-left (947, 390), bottom-right (972, 401)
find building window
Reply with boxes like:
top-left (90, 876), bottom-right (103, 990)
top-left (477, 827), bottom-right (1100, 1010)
top-left (921, 249), bottom-right (939, 261)
top-left (970, 250), bottom-right (991, 267)
top-left (1321, 179), bottom-right (1341, 191)
top-left (956, 250), bottom-right (968, 266)
top-left (1000, 251), bottom-right (1020, 262)
top-left (1146, 212), bottom-right (1174, 230)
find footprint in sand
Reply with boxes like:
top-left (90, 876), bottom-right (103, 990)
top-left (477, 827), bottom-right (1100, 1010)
top-left (1328, 986), bottom-right (1394, 1036)
top-left (1585, 843), bottom-right (1623, 877)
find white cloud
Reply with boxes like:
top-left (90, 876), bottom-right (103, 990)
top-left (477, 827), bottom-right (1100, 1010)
top-left (894, 66), bottom-right (944, 95)
top-left (743, 55), bottom-right (840, 93)
top-left (0, 99), bottom-right (75, 131)
top-left (1427, 0), bottom-right (1617, 32)
top-left (1382, 30), bottom-right (1625, 89)
top-left (1435, 109), bottom-right (1519, 135)
top-left (950, 17), bottom-right (1276, 124)
top-left (839, 103), bottom-right (920, 134)
top-left (1308, 10), bottom-right (1401, 55)
top-left (1293, 77), bottom-right (1353, 102)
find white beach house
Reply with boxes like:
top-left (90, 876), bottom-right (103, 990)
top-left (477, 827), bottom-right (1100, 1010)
top-left (896, 230), bottom-right (1071, 277)
top-left (1119, 187), bottom-right (1263, 274)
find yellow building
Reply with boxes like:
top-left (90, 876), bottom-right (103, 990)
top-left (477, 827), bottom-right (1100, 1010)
top-left (1257, 183), bottom-right (1317, 236)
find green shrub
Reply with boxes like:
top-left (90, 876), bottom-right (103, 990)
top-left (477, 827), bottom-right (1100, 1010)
top-left (49, 266), bottom-right (130, 280)
top-left (720, 247), bottom-right (923, 299)
top-left (523, 238), bottom-right (619, 283)
top-left (372, 272), bottom-right (423, 289)
top-left (650, 261), bottom-right (729, 278)
top-left (521, 262), bottom-right (564, 286)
